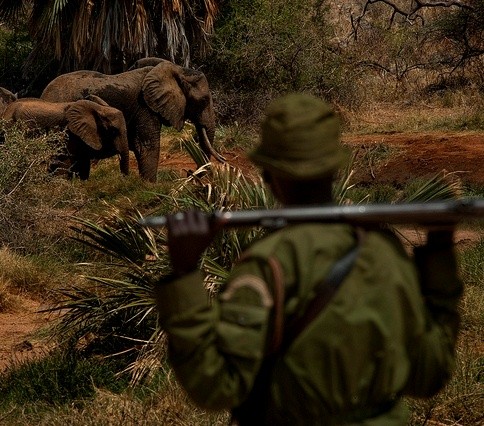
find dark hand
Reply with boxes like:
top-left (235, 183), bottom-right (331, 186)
top-left (166, 210), bottom-right (215, 276)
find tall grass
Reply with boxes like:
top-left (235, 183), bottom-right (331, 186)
top-left (408, 238), bottom-right (484, 425)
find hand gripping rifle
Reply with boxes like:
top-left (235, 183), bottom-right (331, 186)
top-left (139, 198), bottom-right (484, 229)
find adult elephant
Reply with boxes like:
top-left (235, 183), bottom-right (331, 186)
top-left (2, 97), bottom-right (130, 180)
top-left (41, 60), bottom-right (224, 182)
top-left (128, 57), bottom-right (168, 70)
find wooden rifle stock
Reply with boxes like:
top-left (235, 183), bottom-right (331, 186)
top-left (139, 198), bottom-right (484, 229)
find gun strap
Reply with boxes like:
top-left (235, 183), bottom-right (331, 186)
top-left (267, 255), bottom-right (285, 354)
top-left (281, 227), bottom-right (366, 352)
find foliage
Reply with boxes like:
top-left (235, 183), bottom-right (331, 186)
top-left (206, 0), bottom-right (357, 123)
top-left (47, 209), bottom-right (163, 360)
top-left (400, 170), bottom-right (463, 202)
top-left (0, 350), bottom-right (129, 409)
top-left (0, 379), bottom-right (229, 425)
top-left (0, 25), bottom-right (32, 94)
top-left (0, 0), bottom-right (220, 73)
top-left (425, 0), bottom-right (484, 77)
top-left (0, 121), bottom-right (77, 255)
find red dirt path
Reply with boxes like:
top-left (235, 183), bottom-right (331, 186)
top-left (154, 131), bottom-right (484, 187)
top-left (1, 130), bottom-right (482, 371)
top-left (343, 131), bottom-right (484, 186)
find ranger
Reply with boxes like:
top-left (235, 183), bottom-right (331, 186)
top-left (154, 93), bottom-right (463, 425)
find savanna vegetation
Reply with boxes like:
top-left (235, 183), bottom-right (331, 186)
top-left (0, 1), bottom-right (482, 425)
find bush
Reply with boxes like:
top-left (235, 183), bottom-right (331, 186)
top-left (205, 0), bottom-right (358, 124)
top-left (0, 121), bottom-right (85, 257)
top-left (0, 24), bottom-right (58, 96)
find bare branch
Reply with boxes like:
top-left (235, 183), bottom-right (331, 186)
top-left (351, 0), bottom-right (473, 36)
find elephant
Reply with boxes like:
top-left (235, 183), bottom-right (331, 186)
top-left (2, 97), bottom-right (130, 180)
top-left (0, 87), bottom-right (17, 116)
top-left (41, 60), bottom-right (224, 182)
top-left (128, 57), bottom-right (168, 70)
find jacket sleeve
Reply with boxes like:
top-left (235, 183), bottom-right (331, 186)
top-left (404, 232), bottom-right (463, 397)
top-left (154, 259), bottom-right (274, 410)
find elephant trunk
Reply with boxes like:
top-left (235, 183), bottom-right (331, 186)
top-left (197, 126), bottom-right (225, 163)
top-left (115, 134), bottom-right (130, 176)
top-left (119, 150), bottom-right (130, 176)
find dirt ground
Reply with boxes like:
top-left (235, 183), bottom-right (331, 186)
top-left (1, 130), bottom-right (483, 371)
top-left (343, 131), bottom-right (484, 186)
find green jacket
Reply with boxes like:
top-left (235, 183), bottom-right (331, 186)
top-left (155, 223), bottom-right (462, 425)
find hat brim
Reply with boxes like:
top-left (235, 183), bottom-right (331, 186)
top-left (249, 145), bottom-right (351, 180)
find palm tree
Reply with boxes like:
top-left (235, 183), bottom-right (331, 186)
top-left (0, 0), bottom-right (219, 73)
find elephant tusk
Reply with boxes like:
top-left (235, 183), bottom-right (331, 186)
top-left (202, 127), bottom-right (226, 163)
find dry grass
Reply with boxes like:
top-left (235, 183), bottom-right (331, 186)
top-left (0, 247), bottom-right (51, 297)
top-left (2, 374), bottom-right (229, 426)
top-left (346, 97), bottom-right (484, 134)
top-left (408, 334), bottom-right (483, 425)
top-left (408, 237), bottom-right (484, 426)
top-left (0, 281), bottom-right (23, 313)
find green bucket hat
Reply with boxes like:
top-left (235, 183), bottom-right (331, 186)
top-left (249, 93), bottom-right (350, 180)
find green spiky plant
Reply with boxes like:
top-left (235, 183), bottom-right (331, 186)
top-left (45, 139), bottom-right (465, 386)
top-left (45, 139), bottom-right (276, 384)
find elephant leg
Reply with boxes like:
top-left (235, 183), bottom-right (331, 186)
top-left (134, 140), bottom-right (160, 182)
top-left (76, 157), bottom-right (91, 180)
top-left (132, 112), bottom-right (161, 182)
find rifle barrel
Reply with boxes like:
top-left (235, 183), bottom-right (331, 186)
top-left (139, 198), bottom-right (484, 229)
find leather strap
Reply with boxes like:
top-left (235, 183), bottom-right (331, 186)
top-left (267, 255), bottom-right (285, 355)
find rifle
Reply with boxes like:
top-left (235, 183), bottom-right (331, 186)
top-left (139, 198), bottom-right (484, 229)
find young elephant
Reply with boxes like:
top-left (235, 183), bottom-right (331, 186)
top-left (2, 97), bottom-right (130, 180)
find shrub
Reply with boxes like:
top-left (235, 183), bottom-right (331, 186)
top-left (206, 0), bottom-right (358, 124)
top-left (0, 121), bottom-right (84, 257)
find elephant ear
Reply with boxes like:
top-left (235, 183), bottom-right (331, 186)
top-left (65, 101), bottom-right (103, 150)
top-left (0, 87), bottom-right (16, 104)
top-left (142, 62), bottom-right (186, 131)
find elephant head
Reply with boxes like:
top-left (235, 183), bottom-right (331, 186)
top-left (41, 59), bottom-right (223, 182)
top-left (0, 87), bottom-right (17, 116)
top-left (142, 61), bottom-right (225, 163)
top-left (3, 97), bottom-right (129, 180)
top-left (64, 99), bottom-right (130, 178)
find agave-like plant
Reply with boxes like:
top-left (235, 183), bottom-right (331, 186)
top-left (46, 140), bottom-right (276, 384)
top-left (46, 139), bottom-right (464, 385)
top-left (46, 208), bottom-right (167, 364)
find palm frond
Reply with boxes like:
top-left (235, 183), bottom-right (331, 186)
top-left (70, 208), bottom-right (162, 267)
top-left (0, 0), bottom-right (27, 21)
top-left (8, 0), bottom-right (220, 72)
top-left (182, 137), bottom-right (209, 168)
top-left (401, 170), bottom-right (463, 202)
